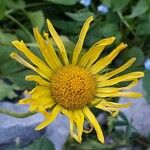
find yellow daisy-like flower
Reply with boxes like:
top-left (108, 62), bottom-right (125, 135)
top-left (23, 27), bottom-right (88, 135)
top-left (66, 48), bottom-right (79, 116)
top-left (10, 16), bottom-right (144, 143)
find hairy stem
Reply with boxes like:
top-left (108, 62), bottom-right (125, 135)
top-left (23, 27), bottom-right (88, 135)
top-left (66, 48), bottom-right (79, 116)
top-left (5, 14), bottom-right (34, 42)
top-left (0, 108), bottom-right (36, 118)
top-left (117, 11), bottom-right (137, 38)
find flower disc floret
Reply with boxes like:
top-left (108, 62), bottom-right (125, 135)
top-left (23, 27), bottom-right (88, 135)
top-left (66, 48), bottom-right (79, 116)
top-left (51, 65), bottom-right (96, 110)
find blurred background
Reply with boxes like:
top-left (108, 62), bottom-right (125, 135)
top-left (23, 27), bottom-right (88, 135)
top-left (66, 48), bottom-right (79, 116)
top-left (0, 0), bottom-right (150, 150)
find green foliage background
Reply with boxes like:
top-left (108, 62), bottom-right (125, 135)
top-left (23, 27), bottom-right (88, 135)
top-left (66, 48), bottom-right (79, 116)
top-left (0, 0), bottom-right (150, 149)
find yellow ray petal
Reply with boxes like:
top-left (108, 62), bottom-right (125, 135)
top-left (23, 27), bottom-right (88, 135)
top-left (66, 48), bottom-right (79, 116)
top-left (83, 125), bottom-right (93, 133)
top-left (31, 91), bottom-right (51, 100)
top-left (97, 72), bottom-right (144, 87)
top-left (19, 98), bottom-right (32, 104)
top-left (74, 110), bottom-right (84, 142)
top-left (83, 106), bottom-right (104, 143)
top-left (29, 85), bottom-right (50, 94)
top-left (46, 40), bottom-right (63, 68)
top-left (89, 43), bottom-right (127, 74)
top-left (29, 105), bottom-right (37, 112)
top-left (25, 75), bottom-right (51, 86)
top-left (95, 100), bottom-right (132, 117)
top-left (47, 19), bottom-right (69, 65)
top-left (72, 16), bottom-right (94, 65)
top-left (96, 79), bottom-right (138, 93)
top-left (69, 120), bottom-right (81, 143)
top-left (12, 40), bottom-right (53, 78)
top-left (97, 58), bottom-right (136, 81)
top-left (79, 37), bottom-right (116, 68)
top-left (62, 109), bottom-right (84, 143)
top-left (42, 101), bottom-right (55, 110)
top-left (33, 28), bottom-right (62, 70)
top-left (10, 52), bottom-right (50, 80)
top-left (30, 99), bottom-right (55, 112)
top-left (95, 91), bottom-right (142, 98)
top-left (35, 105), bottom-right (61, 130)
top-left (33, 96), bottom-right (55, 105)
top-left (40, 109), bottom-right (50, 118)
top-left (96, 100), bottom-right (132, 108)
top-left (90, 98), bottom-right (104, 106)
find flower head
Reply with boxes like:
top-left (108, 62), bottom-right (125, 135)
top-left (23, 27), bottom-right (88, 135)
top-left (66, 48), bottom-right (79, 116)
top-left (10, 16), bottom-right (144, 143)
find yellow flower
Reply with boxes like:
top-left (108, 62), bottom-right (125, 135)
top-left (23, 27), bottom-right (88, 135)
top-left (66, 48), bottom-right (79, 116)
top-left (10, 16), bottom-right (144, 143)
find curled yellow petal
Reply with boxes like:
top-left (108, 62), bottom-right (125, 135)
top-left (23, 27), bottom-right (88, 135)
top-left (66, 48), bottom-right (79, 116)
top-left (35, 105), bottom-right (61, 130)
top-left (97, 72), bottom-right (144, 87)
top-left (83, 125), bottom-right (93, 133)
top-left (96, 79), bottom-right (138, 93)
top-left (74, 110), bottom-right (84, 142)
top-left (83, 106), bottom-right (104, 143)
top-left (96, 100), bottom-right (132, 108)
top-left (69, 120), bottom-right (82, 143)
top-left (63, 109), bottom-right (84, 143)
top-left (72, 16), bottom-right (94, 65)
top-left (95, 100), bottom-right (132, 117)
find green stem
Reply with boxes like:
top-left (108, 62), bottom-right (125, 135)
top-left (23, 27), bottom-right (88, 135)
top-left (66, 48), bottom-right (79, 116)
top-left (5, 14), bottom-right (34, 42)
top-left (117, 11), bottom-right (137, 38)
top-left (25, 2), bottom-right (49, 8)
top-left (0, 108), bottom-right (36, 118)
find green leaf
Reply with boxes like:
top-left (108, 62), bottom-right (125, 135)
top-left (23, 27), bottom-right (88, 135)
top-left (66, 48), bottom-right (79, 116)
top-left (0, 45), bottom-right (14, 67)
top-left (7, 70), bottom-right (34, 90)
top-left (111, 0), bottom-right (130, 11)
top-left (0, 31), bottom-right (18, 43)
top-left (143, 70), bottom-right (150, 103)
top-left (0, 80), bottom-right (17, 100)
top-left (16, 29), bottom-right (31, 41)
top-left (46, 0), bottom-right (79, 5)
top-left (85, 22), bottom-right (122, 47)
top-left (27, 11), bottom-right (45, 30)
top-left (136, 14), bottom-right (150, 35)
top-left (1, 59), bottom-right (24, 75)
top-left (127, 0), bottom-right (149, 18)
top-left (64, 139), bottom-right (126, 150)
top-left (100, 23), bottom-right (122, 40)
top-left (53, 20), bottom-right (82, 34)
top-left (65, 9), bottom-right (94, 22)
top-left (102, 0), bottom-right (112, 7)
top-left (19, 137), bottom-right (55, 150)
top-left (5, 0), bottom-right (25, 9)
top-left (136, 21), bottom-right (150, 35)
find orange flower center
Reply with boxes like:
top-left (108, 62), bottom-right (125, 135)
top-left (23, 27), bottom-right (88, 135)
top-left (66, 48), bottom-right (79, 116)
top-left (51, 65), bottom-right (96, 110)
